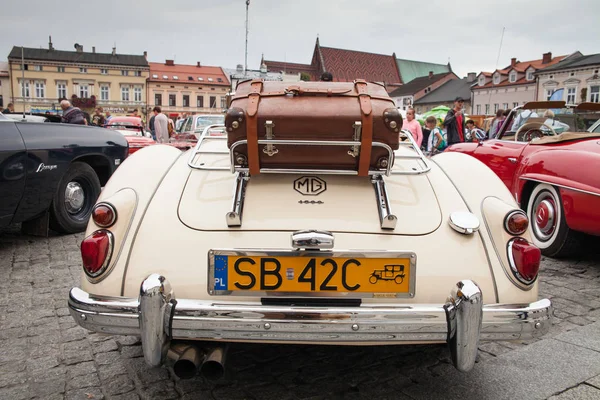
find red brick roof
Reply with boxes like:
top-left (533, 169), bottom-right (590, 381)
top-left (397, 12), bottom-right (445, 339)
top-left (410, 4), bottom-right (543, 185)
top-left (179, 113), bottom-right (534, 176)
top-left (475, 54), bottom-right (567, 89)
top-left (148, 62), bottom-right (229, 85)
top-left (318, 46), bottom-right (401, 84)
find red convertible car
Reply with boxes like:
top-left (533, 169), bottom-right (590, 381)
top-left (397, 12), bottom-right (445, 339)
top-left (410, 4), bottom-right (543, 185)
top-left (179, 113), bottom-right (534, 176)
top-left (447, 101), bottom-right (600, 257)
top-left (106, 117), bottom-right (156, 156)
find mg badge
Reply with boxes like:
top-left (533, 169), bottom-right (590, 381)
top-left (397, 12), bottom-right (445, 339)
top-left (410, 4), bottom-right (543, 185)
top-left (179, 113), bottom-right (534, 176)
top-left (294, 176), bottom-right (327, 196)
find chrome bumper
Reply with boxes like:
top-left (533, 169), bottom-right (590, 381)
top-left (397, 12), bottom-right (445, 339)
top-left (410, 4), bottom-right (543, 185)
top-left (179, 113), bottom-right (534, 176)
top-left (68, 275), bottom-right (552, 372)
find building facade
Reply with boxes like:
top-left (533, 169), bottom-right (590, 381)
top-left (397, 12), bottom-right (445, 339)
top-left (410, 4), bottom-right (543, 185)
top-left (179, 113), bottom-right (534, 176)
top-left (224, 63), bottom-right (299, 92)
top-left (389, 71), bottom-right (458, 110)
top-left (7, 40), bottom-right (149, 116)
top-left (147, 60), bottom-right (230, 119)
top-left (471, 52), bottom-right (579, 116)
top-left (535, 53), bottom-right (600, 104)
top-left (0, 62), bottom-right (9, 110)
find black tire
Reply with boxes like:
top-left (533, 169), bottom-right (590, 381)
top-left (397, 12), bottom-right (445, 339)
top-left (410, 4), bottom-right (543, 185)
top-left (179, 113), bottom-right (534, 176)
top-left (526, 183), bottom-right (580, 257)
top-left (49, 162), bottom-right (101, 234)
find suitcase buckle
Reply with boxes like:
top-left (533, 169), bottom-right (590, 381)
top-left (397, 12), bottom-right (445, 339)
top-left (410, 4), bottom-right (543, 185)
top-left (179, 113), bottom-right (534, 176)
top-left (348, 121), bottom-right (362, 158)
top-left (263, 120), bottom-right (279, 157)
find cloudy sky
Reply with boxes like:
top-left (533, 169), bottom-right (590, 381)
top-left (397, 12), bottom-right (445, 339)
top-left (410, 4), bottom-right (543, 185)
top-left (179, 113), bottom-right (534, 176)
top-left (1, 0), bottom-right (599, 78)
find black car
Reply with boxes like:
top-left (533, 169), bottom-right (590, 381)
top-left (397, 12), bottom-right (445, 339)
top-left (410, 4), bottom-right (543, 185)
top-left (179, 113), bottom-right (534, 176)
top-left (0, 114), bottom-right (128, 234)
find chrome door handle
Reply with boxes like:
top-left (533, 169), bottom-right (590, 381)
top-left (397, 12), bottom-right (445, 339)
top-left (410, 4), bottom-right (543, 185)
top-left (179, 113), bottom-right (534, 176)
top-left (508, 157), bottom-right (517, 164)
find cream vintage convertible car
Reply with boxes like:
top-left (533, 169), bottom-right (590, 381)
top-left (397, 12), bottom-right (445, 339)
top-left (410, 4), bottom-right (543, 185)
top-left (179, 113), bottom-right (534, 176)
top-left (69, 119), bottom-right (552, 380)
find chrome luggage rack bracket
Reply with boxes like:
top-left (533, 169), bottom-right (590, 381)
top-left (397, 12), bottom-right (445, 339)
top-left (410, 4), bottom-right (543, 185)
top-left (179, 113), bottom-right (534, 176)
top-left (187, 125), bottom-right (430, 229)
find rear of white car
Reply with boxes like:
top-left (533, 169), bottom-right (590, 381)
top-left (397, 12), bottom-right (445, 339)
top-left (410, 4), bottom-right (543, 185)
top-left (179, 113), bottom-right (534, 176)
top-left (69, 136), bottom-right (551, 378)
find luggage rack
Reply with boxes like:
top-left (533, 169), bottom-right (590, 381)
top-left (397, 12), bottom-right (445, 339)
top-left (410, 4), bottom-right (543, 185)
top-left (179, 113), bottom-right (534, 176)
top-left (187, 124), bottom-right (431, 230)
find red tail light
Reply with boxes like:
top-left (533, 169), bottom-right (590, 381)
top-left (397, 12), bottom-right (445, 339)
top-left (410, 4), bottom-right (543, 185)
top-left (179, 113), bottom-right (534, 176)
top-left (504, 210), bottom-right (529, 235)
top-left (92, 203), bottom-right (117, 228)
top-left (507, 238), bottom-right (541, 284)
top-left (81, 230), bottom-right (114, 278)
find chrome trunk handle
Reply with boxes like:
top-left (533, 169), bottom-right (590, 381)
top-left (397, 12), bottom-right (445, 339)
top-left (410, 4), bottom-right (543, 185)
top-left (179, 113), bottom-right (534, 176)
top-left (291, 230), bottom-right (334, 250)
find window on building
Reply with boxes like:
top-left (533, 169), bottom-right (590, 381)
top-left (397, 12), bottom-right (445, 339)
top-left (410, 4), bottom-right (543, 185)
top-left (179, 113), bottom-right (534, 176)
top-left (197, 96), bottom-right (204, 108)
top-left (209, 96), bottom-right (217, 108)
top-left (493, 74), bottom-right (500, 84)
top-left (100, 85), bottom-right (109, 101)
top-left (503, 103), bottom-right (508, 110)
top-left (485, 104), bottom-right (490, 115)
top-left (217, 78), bottom-right (223, 82)
top-left (121, 86), bottom-right (130, 101)
top-left (509, 72), bottom-right (516, 83)
top-left (590, 86), bottom-right (600, 103)
top-left (135, 71), bottom-right (142, 77)
top-left (173, 76), bottom-right (179, 80)
top-left (169, 94), bottom-right (176, 106)
top-left (79, 84), bottom-right (89, 98)
top-left (527, 71), bottom-right (534, 80)
top-left (121, 70), bottom-right (129, 76)
top-left (494, 103), bottom-right (499, 113)
top-left (155, 93), bottom-right (162, 106)
top-left (208, 78), bottom-right (214, 82)
top-left (566, 87), bottom-right (577, 104)
top-left (57, 82), bottom-right (67, 99)
top-left (476, 104), bottom-right (481, 114)
top-left (152, 74), bottom-right (158, 79)
top-left (188, 76), bottom-right (193, 81)
top-left (163, 75), bottom-right (168, 79)
top-left (198, 77), bottom-right (204, 81)
top-left (220, 97), bottom-right (226, 109)
top-left (34, 81), bottom-right (45, 98)
top-left (513, 102), bottom-right (519, 108)
top-left (57, 66), bottom-right (65, 73)
top-left (34, 65), bottom-right (43, 71)
top-left (546, 89), bottom-right (555, 100)
top-left (134, 87), bottom-right (142, 102)
top-left (20, 81), bottom-right (30, 98)
top-left (479, 76), bottom-right (485, 86)
top-left (183, 95), bottom-right (189, 107)
top-left (80, 67), bottom-right (87, 73)
top-left (101, 69), bottom-right (108, 75)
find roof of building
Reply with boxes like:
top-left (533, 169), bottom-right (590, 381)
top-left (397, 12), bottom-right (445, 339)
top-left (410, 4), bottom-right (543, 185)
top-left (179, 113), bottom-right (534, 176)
top-left (414, 78), bottom-right (473, 105)
top-left (8, 46), bottom-right (149, 67)
top-left (318, 46), bottom-right (401, 84)
top-left (396, 59), bottom-right (451, 83)
top-left (263, 38), bottom-right (402, 84)
top-left (536, 53), bottom-right (600, 73)
top-left (475, 53), bottom-right (569, 89)
top-left (0, 61), bottom-right (8, 77)
top-left (149, 62), bottom-right (229, 85)
top-left (388, 72), bottom-right (453, 97)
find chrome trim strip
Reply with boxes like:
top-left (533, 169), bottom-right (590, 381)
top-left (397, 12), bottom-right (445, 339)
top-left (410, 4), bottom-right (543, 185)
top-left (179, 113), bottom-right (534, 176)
top-left (206, 249), bottom-right (417, 298)
top-left (372, 175), bottom-right (398, 230)
top-left (519, 177), bottom-right (600, 198)
top-left (226, 172), bottom-right (248, 227)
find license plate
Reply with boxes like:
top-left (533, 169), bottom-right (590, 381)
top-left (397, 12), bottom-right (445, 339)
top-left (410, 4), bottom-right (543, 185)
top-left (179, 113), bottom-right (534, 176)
top-left (208, 250), bottom-right (416, 298)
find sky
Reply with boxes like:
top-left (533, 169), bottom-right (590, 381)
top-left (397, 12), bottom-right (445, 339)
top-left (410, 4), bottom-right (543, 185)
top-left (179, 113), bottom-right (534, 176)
top-left (1, 0), bottom-right (599, 78)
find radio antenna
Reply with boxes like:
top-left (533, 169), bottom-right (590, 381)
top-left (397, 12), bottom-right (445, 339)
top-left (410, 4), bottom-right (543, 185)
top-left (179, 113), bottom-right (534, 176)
top-left (487, 27), bottom-right (506, 112)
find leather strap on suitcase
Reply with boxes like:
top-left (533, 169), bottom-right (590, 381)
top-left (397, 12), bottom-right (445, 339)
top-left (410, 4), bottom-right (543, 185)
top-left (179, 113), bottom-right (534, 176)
top-left (247, 80), bottom-right (263, 175)
top-left (355, 80), bottom-right (373, 177)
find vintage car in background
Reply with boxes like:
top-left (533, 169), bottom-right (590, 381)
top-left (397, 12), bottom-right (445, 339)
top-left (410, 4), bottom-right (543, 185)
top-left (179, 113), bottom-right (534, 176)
top-left (0, 113), bottom-right (128, 234)
top-left (447, 101), bottom-right (600, 257)
top-left (177, 114), bottom-right (225, 139)
top-left (69, 81), bottom-right (551, 380)
top-left (106, 116), bottom-right (155, 156)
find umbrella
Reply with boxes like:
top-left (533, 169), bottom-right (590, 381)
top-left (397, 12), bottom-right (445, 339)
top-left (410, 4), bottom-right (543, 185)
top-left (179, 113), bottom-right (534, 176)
top-left (417, 105), bottom-right (451, 126)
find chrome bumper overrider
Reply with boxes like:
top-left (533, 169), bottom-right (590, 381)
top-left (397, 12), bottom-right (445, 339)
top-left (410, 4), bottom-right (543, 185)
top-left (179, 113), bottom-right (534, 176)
top-left (68, 275), bottom-right (552, 372)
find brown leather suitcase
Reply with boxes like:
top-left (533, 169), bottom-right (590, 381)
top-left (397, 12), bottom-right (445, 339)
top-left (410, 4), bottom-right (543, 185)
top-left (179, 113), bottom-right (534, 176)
top-left (225, 79), bottom-right (402, 176)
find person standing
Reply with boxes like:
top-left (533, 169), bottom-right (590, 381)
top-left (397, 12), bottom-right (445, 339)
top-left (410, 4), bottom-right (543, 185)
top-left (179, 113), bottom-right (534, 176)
top-left (2, 102), bottom-right (14, 114)
top-left (60, 100), bottom-right (86, 125)
top-left (153, 107), bottom-right (169, 143)
top-left (402, 107), bottom-right (423, 147)
top-left (105, 111), bottom-right (113, 126)
top-left (443, 97), bottom-right (466, 145)
top-left (425, 116), bottom-right (446, 154)
top-left (149, 113), bottom-right (156, 140)
top-left (489, 109), bottom-right (504, 139)
top-left (91, 107), bottom-right (106, 127)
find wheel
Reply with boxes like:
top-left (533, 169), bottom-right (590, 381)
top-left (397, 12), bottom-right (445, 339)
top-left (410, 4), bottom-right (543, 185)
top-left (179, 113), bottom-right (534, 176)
top-left (526, 184), bottom-right (580, 257)
top-left (369, 275), bottom-right (378, 284)
top-left (49, 162), bottom-right (101, 234)
top-left (394, 275), bottom-right (404, 284)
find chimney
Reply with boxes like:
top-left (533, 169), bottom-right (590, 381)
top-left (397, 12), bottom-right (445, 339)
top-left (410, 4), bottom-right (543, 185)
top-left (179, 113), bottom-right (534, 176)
top-left (511, 57), bottom-right (517, 67)
top-left (165, 59), bottom-right (174, 66)
top-left (428, 71), bottom-right (433, 79)
top-left (74, 43), bottom-right (83, 53)
top-left (542, 52), bottom-right (552, 64)
top-left (197, 61), bottom-right (201, 67)
top-left (143, 51), bottom-right (147, 60)
top-left (467, 72), bottom-right (476, 82)
top-left (48, 36), bottom-right (54, 51)
top-left (236, 64), bottom-right (243, 72)
top-left (92, 46), bottom-right (96, 53)
top-left (112, 47), bottom-right (116, 56)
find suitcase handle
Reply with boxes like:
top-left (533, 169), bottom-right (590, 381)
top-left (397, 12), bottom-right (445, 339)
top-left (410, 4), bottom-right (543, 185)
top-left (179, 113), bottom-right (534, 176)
top-left (284, 86), bottom-right (352, 97)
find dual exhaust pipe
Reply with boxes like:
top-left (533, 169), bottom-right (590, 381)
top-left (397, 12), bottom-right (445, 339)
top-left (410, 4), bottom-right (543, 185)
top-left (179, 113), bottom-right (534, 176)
top-left (168, 343), bottom-right (227, 380)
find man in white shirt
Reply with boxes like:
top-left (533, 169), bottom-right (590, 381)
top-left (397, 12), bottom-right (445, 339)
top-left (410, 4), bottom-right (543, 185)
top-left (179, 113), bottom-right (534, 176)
top-left (153, 106), bottom-right (169, 143)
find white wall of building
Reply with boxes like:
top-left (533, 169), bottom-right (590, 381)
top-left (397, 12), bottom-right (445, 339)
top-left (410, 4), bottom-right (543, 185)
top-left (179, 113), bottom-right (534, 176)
top-left (537, 66), bottom-right (600, 104)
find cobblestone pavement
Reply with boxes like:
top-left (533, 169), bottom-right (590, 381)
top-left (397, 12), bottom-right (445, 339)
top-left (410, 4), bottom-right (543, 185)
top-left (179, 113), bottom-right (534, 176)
top-left (1, 228), bottom-right (600, 400)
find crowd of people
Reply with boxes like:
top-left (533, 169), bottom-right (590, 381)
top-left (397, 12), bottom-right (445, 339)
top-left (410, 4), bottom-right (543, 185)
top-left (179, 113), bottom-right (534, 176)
top-left (402, 96), bottom-right (495, 155)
